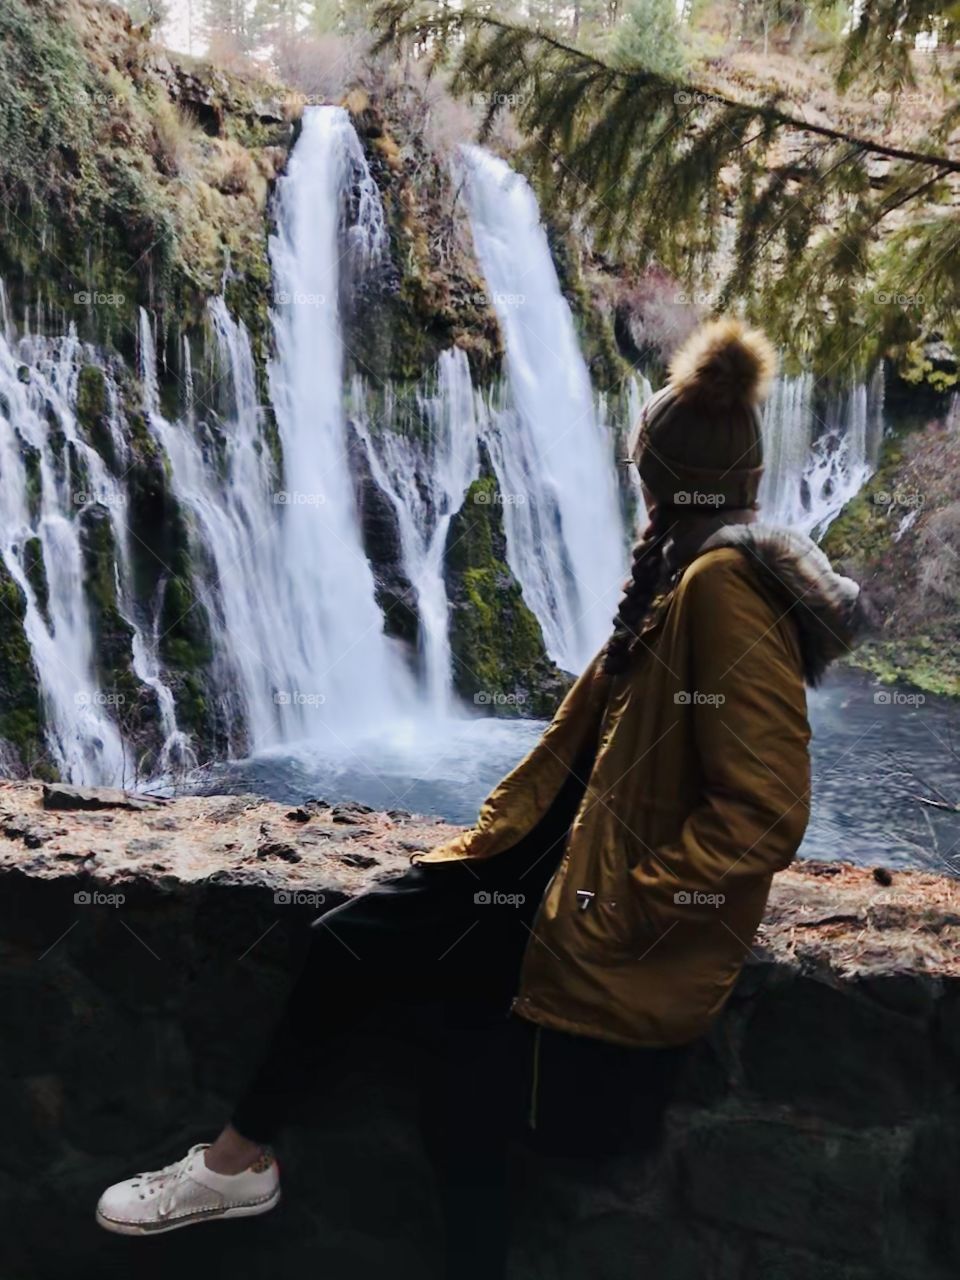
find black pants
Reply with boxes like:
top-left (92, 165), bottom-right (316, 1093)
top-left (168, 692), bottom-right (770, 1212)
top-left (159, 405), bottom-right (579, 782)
top-left (232, 768), bottom-right (685, 1278)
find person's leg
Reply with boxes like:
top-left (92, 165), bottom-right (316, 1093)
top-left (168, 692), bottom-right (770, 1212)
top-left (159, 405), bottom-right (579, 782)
top-left (421, 1013), bottom-right (526, 1280)
top-left (96, 860), bottom-right (481, 1233)
top-left (224, 860), bottom-right (480, 1154)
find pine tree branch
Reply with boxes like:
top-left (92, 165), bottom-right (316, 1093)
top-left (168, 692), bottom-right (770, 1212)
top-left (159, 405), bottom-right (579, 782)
top-left (374, 5), bottom-right (960, 174)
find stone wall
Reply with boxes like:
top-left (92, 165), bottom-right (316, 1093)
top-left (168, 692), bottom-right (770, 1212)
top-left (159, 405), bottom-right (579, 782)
top-left (0, 781), bottom-right (958, 1279)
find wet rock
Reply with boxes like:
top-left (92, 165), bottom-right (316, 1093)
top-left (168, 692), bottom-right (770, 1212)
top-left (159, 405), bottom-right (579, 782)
top-left (334, 851), bottom-right (380, 870)
top-left (285, 807), bottom-right (313, 823)
top-left (125, 838), bottom-right (165, 856)
top-left (41, 784), bottom-right (160, 813)
top-left (256, 839), bottom-right (302, 863)
top-left (331, 802), bottom-right (375, 824)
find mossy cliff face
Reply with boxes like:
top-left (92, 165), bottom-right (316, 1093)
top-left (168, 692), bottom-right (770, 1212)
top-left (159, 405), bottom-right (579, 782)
top-left (444, 457), bottom-right (572, 717)
top-left (0, 0), bottom-right (292, 362)
top-left (343, 87), bottom-right (502, 386)
top-left (823, 379), bottom-right (960, 697)
top-left (0, 562), bottom-right (45, 777)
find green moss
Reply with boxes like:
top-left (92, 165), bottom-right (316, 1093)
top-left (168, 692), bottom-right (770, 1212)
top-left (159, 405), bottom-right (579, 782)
top-left (159, 574), bottom-right (213, 672)
top-left (75, 364), bottom-right (120, 471)
top-left (22, 537), bottom-right (49, 628)
top-left (79, 505), bottom-right (136, 690)
top-left (344, 94), bottom-right (502, 387)
top-left (545, 221), bottom-right (631, 392)
top-left (19, 437), bottom-right (42, 522)
top-left (843, 634), bottom-right (960, 699)
top-left (0, 558), bottom-right (45, 770)
top-left (444, 469), bottom-right (570, 716)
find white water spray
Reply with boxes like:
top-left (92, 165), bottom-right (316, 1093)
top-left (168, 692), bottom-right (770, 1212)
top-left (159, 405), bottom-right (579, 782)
top-left (352, 349), bottom-right (481, 712)
top-left (459, 146), bottom-right (627, 672)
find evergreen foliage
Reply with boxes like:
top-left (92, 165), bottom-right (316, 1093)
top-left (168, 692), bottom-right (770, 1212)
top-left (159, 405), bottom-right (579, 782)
top-left (374, 2), bottom-right (959, 375)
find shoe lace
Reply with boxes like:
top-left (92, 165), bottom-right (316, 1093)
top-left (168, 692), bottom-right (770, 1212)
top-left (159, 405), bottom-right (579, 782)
top-left (138, 1144), bottom-right (207, 1219)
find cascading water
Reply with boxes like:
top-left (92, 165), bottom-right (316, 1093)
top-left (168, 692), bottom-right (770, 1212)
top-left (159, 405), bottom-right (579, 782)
top-left (267, 105), bottom-right (414, 732)
top-left (0, 291), bottom-right (186, 784)
top-left (459, 146), bottom-right (627, 672)
top-left (352, 348), bottom-right (481, 712)
top-left (760, 370), bottom-right (884, 536)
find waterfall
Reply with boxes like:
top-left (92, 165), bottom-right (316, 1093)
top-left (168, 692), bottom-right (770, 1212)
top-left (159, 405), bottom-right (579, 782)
top-left (459, 146), bottom-right (627, 673)
top-left (0, 296), bottom-right (186, 784)
top-left (352, 348), bottom-right (481, 712)
top-left (760, 370), bottom-right (884, 536)
top-left (267, 105), bottom-right (414, 732)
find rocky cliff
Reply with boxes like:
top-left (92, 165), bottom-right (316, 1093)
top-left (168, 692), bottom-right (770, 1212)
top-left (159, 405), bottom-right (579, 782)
top-left (1, 780), bottom-right (957, 1279)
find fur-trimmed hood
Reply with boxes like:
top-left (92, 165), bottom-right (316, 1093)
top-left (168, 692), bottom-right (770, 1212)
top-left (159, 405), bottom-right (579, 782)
top-left (696, 522), bottom-right (874, 684)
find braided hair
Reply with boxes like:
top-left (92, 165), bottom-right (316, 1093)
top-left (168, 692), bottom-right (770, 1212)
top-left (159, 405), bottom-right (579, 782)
top-left (601, 507), bottom-right (672, 676)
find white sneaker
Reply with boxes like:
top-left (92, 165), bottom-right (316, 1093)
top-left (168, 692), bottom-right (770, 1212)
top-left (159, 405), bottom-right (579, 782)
top-left (96, 1143), bottom-right (281, 1236)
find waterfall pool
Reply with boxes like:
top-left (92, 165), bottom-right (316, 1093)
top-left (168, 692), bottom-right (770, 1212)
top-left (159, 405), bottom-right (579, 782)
top-left (187, 668), bottom-right (958, 876)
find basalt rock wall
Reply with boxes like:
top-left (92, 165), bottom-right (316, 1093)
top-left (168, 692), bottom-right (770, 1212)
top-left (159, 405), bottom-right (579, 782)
top-left (0, 780), bottom-right (958, 1279)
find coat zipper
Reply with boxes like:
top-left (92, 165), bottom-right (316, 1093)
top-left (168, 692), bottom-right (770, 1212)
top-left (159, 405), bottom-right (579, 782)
top-left (528, 1024), bottom-right (542, 1131)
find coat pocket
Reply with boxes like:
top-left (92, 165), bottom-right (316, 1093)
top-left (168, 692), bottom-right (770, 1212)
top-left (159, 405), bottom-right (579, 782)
top-left (567, 856), bottom-right (651, 962)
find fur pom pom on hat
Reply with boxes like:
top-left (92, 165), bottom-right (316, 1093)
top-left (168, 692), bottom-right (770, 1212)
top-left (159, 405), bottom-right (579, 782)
top-left (669, 317), bottom-right (776, 408)
top-left (633, 317), bottom-right (778, 511)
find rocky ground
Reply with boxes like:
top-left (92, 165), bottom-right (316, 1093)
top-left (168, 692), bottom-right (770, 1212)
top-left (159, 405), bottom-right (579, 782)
top-left (2, 779), bottom-right (957, 978)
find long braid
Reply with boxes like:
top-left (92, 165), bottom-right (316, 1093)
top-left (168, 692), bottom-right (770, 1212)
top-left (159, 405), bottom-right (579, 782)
top-left (602, 507), bottom-right (672, 676)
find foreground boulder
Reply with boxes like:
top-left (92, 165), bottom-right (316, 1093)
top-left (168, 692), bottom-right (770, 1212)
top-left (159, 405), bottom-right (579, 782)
top-left (0, 780), bottom-right (957, 1278)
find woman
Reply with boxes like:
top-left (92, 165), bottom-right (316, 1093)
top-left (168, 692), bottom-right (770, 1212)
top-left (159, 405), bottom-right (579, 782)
top-left (95, 318), bottom-right (869, 1276)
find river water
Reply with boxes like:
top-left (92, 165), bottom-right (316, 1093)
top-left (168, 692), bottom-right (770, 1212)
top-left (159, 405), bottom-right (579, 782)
top-left (193, 668), bottom-right (959, 876)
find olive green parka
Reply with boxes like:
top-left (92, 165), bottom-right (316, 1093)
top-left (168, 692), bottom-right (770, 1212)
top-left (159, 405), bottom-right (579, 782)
top-left (419, 523), bottom-right (867, 1047)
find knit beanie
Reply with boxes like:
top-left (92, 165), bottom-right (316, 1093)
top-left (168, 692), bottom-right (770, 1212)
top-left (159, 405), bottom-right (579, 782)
top-left (633, 317), bottom-right (777, 511)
